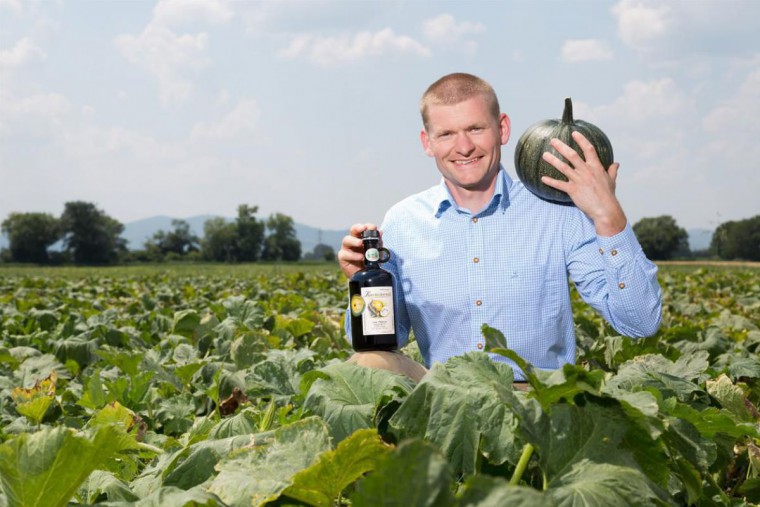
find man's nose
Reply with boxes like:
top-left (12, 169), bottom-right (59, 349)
top-left (455, 133), bottom-right (475, 154)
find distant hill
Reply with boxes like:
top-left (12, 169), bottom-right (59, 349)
top-left (121, 215), bottom-right (345, 255)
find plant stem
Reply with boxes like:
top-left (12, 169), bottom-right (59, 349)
top-left (510, 442), bottom-right (535, 486)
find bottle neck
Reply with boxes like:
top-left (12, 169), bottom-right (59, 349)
top-left (363, 239), bottom-right (381, 268)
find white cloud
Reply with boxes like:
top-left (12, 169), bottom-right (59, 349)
top-left (113, 0), bottom-right (233, 107)
top-left (238, 0), bottom-right (398, 35)
top-left (152, 0), bottom-right (233, 27)
top-left (0, 37), bottom-right (45, 68)
top-left (191, 99), bottom-right (262, 140)
top-left (0, 89), bottom-right (71, 135)
top-left (588, 78), bottom-right (691, 126)
top-left (612, 0), bottom-right (672, 51)
top-left (422, 14), bottom-right (485, 43)
top-left (702, 62), bottom-right (760, 157)
top-left (277, 28), bottom-right (431, 67)
top-left (560, 39), bottom-right (613, 63)
top-left (115, 24), bottom-right (210, 106)
top-left (0, 0), bottom-right (22, 15)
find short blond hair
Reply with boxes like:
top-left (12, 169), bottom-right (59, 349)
top-left (420, 73), bottom-right (501, 131)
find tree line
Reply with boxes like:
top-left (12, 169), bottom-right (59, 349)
top-left (632, 215), bottom-right (760, 261)
top-left (1, 203), bottom-right (757, 264)
top-left (0, 201), bottom-right (336, 265)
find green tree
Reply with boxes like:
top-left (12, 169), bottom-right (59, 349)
top-left (60, 201), bottom-right (127, 264)
top-left (235, 205), bottom-right (265, 262)
top-left (303, 243), bottom-right (336, 262)
top-left (201, 217), bottom-right (238, 262)
top-left (262, 213), bottom-right (301, 261)
top-left (632, 215), bottom-right (689, 260)
top-left (0, 212), bottom-right (61, 263)
top-left (711, 216), bottom-right (760, 261)
top-left (145, 219), bottom-right (200, 259)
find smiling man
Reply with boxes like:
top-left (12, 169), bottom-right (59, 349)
top-left (338, 72), bottom-right (662, 381)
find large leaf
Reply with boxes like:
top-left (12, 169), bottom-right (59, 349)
top-left (281, 428), bottom-right (391, 506)
top-left (304, 362), bottom-right (413, 443)
top-left (207, 417), bottom-right (331, 506)
top-left (705, 373), bottom-right (755, 421)
top-left (547, 461), bottom-right (674, 506)
top-left (244, 348), bottom-right (317, 400)
top-left (79, 470), bottom-right (139, 503)
top-left (455, 475), bottom-right (547, 507)
top-left (207, 407), bottom-right (258, 439)
top-left (527, 395), bottom-right (669, 490)
top-left (606, 352), bottom-right (709, 402)
top-left (130, 433), bottom-right (253, 497)
top-left (350, 439), bottom-right (455, 507)
top-left (387, 352), bottom-right (522, 475)
top-left (103, 485), bottom-right (224, 506)
top-left (10, 371), bottom-right (57, 425)
top-left (0, 424), bottom-right (143, 507)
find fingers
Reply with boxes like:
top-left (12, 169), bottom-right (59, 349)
top-left (543, 131), bottom-right (601, 175)
top-left (338, 223), bottom-right (379, 278)
top-left (607, 162), bottom-right (620, 184)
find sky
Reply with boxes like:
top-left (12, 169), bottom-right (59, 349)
top-left (1, 0), bottom-right (759, 233)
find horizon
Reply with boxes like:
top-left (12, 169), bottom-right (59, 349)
top-left (2, 1), bottom-right (759, 232)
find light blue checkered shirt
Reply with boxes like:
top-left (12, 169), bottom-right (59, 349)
top-left (348, 168), bottom-right (662, 380)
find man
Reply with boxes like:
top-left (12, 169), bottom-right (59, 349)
top-left (339, 73), bottom-right (662, 380)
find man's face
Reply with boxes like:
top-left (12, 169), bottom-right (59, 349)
top-left (421, 96), bottom-right (511, 196)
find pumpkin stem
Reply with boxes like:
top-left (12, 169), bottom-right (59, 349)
top-left (562, 97), bottom-right (574, 124)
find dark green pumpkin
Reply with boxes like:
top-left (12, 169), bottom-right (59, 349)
top-left (513, 98), bottom-right (614, 203)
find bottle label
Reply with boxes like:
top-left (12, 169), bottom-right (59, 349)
top-left (360, 286), bottom-right (395, 335)
top-left (365, 248), bottom-right (380, 262)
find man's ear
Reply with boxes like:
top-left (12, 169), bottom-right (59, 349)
top-left (420, 129), bottom-right (434, 157)
top-left (500, 113), bottom-right (511, 145)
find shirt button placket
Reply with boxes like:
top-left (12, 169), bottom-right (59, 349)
top-left (470, 214), bottom-right (484, 351)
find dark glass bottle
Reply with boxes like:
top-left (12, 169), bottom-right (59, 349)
top-left (349, 230), bottom-right (398, 351)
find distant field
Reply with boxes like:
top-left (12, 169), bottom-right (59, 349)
top-left (0, 260), bottom-right (757, 280)
top-left (0, 261), bottom-right (341, 279)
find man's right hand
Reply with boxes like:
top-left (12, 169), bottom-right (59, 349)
top-left (338, 223), bottom-right (379, 279)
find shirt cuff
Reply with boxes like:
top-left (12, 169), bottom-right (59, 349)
top-left (595, 222), bottom-right (642, 267)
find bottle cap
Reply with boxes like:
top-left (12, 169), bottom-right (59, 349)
top-left (361, 230), bottom-right (379, 239)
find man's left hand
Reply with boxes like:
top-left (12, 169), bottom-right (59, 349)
top-left (541, 131), bottom-right (627, 237)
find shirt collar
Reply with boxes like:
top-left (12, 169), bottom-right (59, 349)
top-left (434, 166), bottom-right (513, 218)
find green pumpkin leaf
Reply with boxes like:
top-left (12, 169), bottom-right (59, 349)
top-left (122, 485), bottom-right (224, 506)
top-left (387, 352), bottom-right (521, 475)
top-left (547, 461), bottom-right (672, 506)
top-left (304, 362), bottom-right (413, 443)
top-left (0, 424), bottom-right (142, 507)
top-left (207, 417), bottom-right (331, 507)
top-left (706, 373), bottom-right (754, 421)
top-left (172, 309), bottom-right (201, 338)
top-left (455, 474), bottom-right (547, 506)
top-left (207, 407), bottom-right (258, 439)
top-left (281, 428), bottom-right (391, 507)
top-left (351, 439), bottom-right (455, 507)
top-left (80, 470), bottom-right (139, 503)
top-left (527, 396), bottom-right (669, 490)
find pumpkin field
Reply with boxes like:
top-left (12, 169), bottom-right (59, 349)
top-left (0, 263), bottom-right (759, 506)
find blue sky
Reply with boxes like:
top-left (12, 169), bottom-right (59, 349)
top-left (1, 0), bottom-right (758, 232)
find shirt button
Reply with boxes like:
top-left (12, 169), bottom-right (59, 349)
top-left (618, 282), bottom-right (626, 289)
top-left (599, 248), bottom-right (604, 255)
top-left (472, 217), bottom-right (478, 223)
top-left (476, 343), bottom-right (484, 350)
top-left (475, 299), bottom-right (482, 306)
top-left (473, 257), bottom-right (479, 263)
top-left (611, 249), bottom-right (618, 256)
